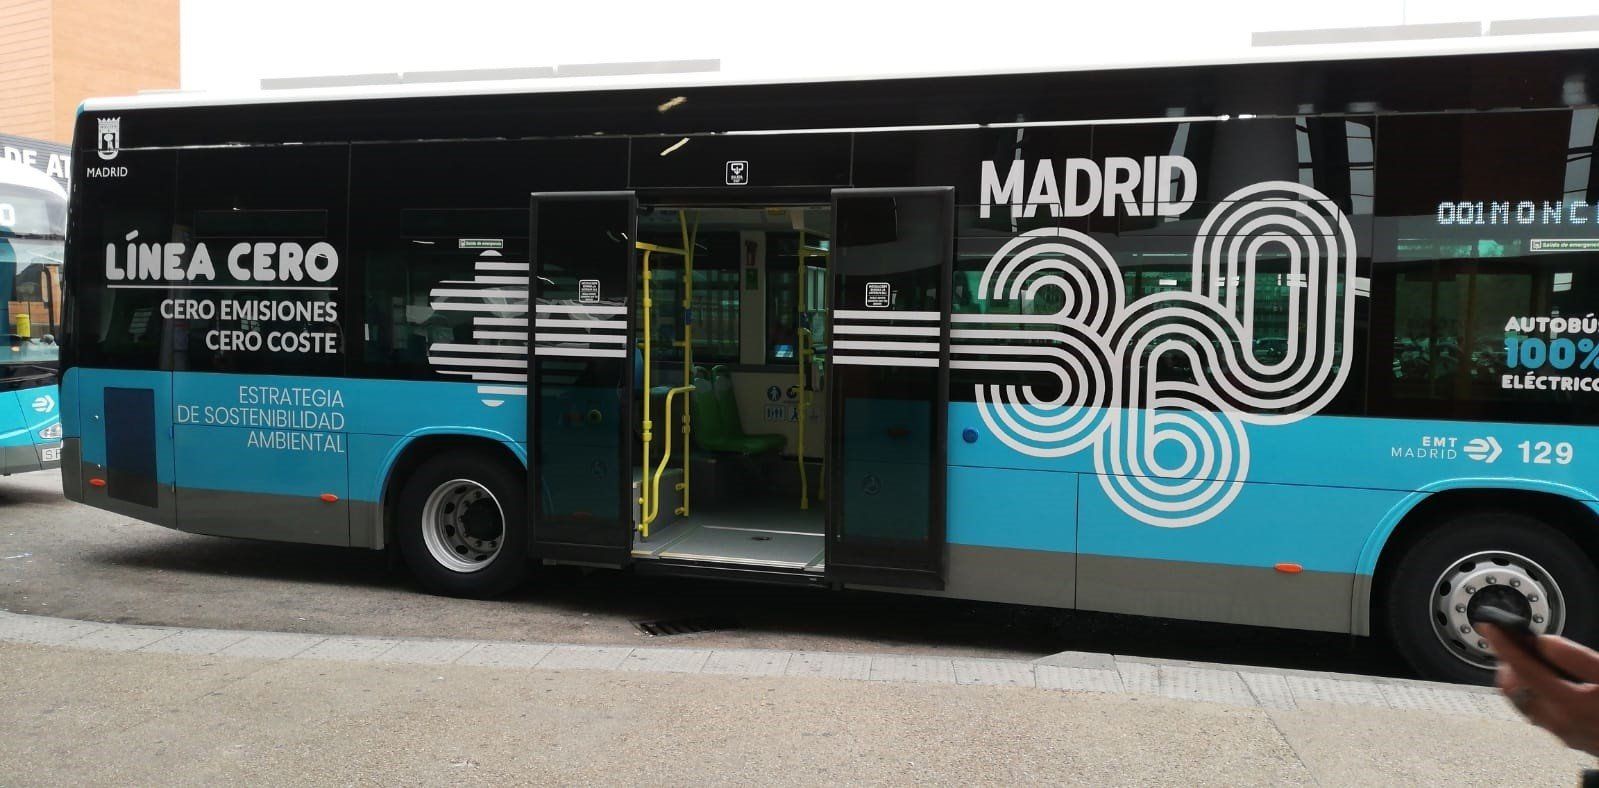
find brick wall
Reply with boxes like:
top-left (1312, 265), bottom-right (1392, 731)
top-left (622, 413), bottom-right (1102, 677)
top-left (0, 0), bottom-right (55, 140)
top-left (52, 0), bottom-right (179, 145)
top-left (0, 0), bottom-right (177, 144)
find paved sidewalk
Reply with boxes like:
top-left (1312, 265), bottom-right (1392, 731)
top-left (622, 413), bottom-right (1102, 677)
top-left (0, 610), bottom-right (1527, 716)
top-left (1, 611), bottom-right (1593, 785)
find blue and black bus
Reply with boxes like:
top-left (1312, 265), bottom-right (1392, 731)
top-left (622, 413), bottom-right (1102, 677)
top-left (60, 46), bottom-right (1599, 683)
top-left (0, 158), bottom-right (63, 477)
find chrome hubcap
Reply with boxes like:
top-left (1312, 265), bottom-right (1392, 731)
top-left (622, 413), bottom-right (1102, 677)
top-left (1431, 550), bottom-right (1563, 670)
top-left (421, 479), bottom-right (504, 573)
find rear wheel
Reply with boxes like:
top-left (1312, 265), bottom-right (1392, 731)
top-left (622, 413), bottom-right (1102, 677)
top-left (397, 451), bottom-right (528, 598)
top-left (1384, 510), bottom-right (1599, 684)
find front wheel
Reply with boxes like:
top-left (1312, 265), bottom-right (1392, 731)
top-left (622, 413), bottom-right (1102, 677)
top-left (1384, 510), bottom-right (1599, 684)
top-left (397, 451), bottom-right (528, 598)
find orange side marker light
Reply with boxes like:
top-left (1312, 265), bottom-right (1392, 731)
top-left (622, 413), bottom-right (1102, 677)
top-left (1274, 562), bottom-right (1303, 574)
top-left (88, 478), bottom-right (107, 488)
top-left (319, 493), bottom-right (339, 503)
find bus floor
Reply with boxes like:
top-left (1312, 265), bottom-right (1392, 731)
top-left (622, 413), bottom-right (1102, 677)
top-left (632, 499), bottom-right (824, 573)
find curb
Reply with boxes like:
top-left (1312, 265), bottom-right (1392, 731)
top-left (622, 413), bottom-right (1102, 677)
top-left (0, 610), bottom-right (1515, 719)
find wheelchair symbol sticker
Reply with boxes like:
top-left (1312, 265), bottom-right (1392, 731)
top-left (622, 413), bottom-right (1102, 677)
top-left (861, 474), bottom-right (881, 496)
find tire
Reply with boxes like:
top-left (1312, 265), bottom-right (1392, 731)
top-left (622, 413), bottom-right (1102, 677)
top-left (396, 450), bottom-right (528, 599)
top-left (1384, 510), bottom-right (1599, 685)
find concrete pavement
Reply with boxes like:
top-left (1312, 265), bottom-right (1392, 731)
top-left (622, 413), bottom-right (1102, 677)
top-left (0, 470), bottom-right (1407, 675)
top-left (0, 610), bottom-right (1594, 785)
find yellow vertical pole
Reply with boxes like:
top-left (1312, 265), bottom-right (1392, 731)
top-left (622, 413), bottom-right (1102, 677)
top-left (639, 249), bottom-right (654, 538)
top-left (818, 259), bottom-right (826, 504)
top-left (797, 230), bottom-right (809, 511)
top-left (677, 210), bottom-right (697, 517)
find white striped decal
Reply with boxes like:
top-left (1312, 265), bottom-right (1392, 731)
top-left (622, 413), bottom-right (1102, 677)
top-left (430, 302), bottom-right (531, 313)
top-left (425, 250), bottom-right (535, 404)
top-left (531, 303), bottom-right (630, 359)
top-left (833, 309), bottom-right (940, 322)
top-left (834, 339), bottom-right (940, 353)
top-left (429, 357), bottom-right (528, 369)
top-left (536, 304), bottom-right (627, 315)
top-left (833, 323), bottom-right (940, 336)
top-left (832, 310), bottom-right (944, 368)
top-left (535, 318), bottom-right (627, 329)
top-left (425, 253), bottom-right (637, 400)
top-left (834, 356), bottom-right (939, 368)
top-left (534, 347), bottom-right (628, 358)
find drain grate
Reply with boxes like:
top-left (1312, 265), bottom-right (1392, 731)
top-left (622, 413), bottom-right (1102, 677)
top-left (633, 615), bottom-right (740, 637)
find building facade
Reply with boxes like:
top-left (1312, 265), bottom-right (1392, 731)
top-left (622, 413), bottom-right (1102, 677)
top-left (0, 0), bottom-right (178, 144)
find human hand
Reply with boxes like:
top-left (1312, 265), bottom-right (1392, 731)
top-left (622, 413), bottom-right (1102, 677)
top-left (1483, 624), bottom-right (1599, 756)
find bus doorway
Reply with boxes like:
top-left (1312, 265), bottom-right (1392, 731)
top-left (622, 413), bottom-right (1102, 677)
top-left (628, 204), bottom-right (833, 579)
top-left (528, 191), bottom-right (952, 589)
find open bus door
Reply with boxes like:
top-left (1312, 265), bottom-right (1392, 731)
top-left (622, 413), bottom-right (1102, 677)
top-left (826, 187), bottom-right (953, 590)
top-left (527, 192), bottom-right (638, 564)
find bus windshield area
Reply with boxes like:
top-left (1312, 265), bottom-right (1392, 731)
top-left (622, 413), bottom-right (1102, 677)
top-left (0, 237), bottom-right (63, 384)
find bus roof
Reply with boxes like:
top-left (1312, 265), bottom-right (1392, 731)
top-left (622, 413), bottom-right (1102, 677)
top-left (0, 159), bottom-right (66, 202)
top-left (80, 38), bottom-right (1599, 115)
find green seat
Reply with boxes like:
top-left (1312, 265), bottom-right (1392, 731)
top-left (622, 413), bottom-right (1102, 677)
top-left (689, 368), bottom-right (785, 455)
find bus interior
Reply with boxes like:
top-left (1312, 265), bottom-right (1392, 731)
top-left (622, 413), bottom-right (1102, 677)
top-left (626, 204), bottom-right (832, 575)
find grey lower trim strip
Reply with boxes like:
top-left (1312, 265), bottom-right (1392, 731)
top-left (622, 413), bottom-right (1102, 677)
top-left (1252, 21), bottom-right (1482, 47)
top-left (173, 487), bottom-right (351, 547)
top-left (72, 460), bottom-right (177, 527)
top-left (850, 543), bottom-right (1074, 609)
top-left (1, 444), bottom-right (42, 475)
top-left (1352, 573), bottom-right (1375, 637)
top-left (61, 438), bottom-right (82, 498)
top-left (1076, 554), bottom-right (1354, 634)
top-left (349, 500), bottom-right (383, 550)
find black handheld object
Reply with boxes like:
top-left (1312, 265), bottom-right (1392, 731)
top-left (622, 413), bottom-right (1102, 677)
top-left (1468, 603), bottom-right (1583, 683)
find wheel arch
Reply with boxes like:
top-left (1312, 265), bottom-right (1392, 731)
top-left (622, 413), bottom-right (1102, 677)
top-left (365, 429), bottom-right (526, 551)
top-left (1353, 480), bottom-right (1599, 636)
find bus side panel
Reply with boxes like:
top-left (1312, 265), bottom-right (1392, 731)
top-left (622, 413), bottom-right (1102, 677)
top-left (163, 372), bottom-right (523, 549)
top-left (0, 387), bottom-right (33, 474)
top-left (946, 398), bottom-right (1599, 633)
top-left (1073, 482), bottom-right (1404, 634)
top-left (28, 382), bottom-right (62, 470)
top-left (60, 367), bottom-right (81, 494)
top-left (0, 382), bottom-right (56, 476)
top-left (71, 368), bottom-right (175, 527)
top-left (942, 465), bottom-right (1075, 608)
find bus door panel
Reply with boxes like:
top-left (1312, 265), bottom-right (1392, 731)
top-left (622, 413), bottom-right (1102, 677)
top-left (826, 187), bottom-right (953, 590)
top-left (74, 370), bottom-right (177, 528)
top-left (528, 192), bottom-right (638, 564)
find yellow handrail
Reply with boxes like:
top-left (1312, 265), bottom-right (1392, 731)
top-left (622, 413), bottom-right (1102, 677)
top-left (638, 248), bottom-right (655, 532)
top-left (634, 229), bottom-right (695, 539)
top-left (642, 384), bottom-right (696, 536)
top-left (677, 210), bottom-right (699, 517)
top-left (795, 233), bottom-right (829, 510)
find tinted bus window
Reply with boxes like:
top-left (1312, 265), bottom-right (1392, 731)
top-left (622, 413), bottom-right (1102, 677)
top-left (349, 139), bottom-right (626, 382)
top-left (169, 144), bottom-right (349, 377)
top-left (0, 169), bottom-right (64, 388)
top-left (68, 148), bottom-right (177, 371)
top-left (1370, 109), bottom-right (1599, 424)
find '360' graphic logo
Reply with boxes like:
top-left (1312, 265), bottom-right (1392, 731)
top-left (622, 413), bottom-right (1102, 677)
top-left (962, 182), bottom-right (1367, 528)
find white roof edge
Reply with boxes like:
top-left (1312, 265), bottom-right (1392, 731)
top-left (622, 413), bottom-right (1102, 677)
top-left (0, 159), bottom-right (67, 201)
top-left (82, 38), bottom-right (1599, 114)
